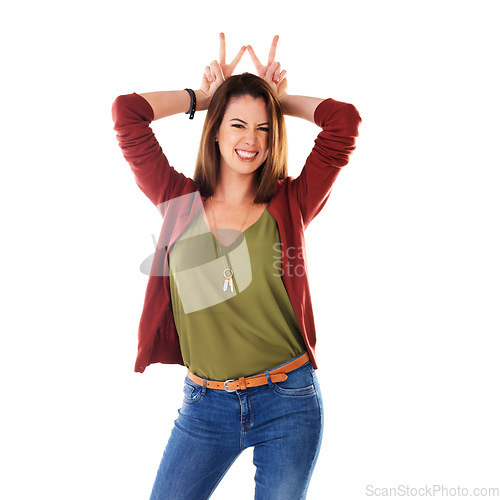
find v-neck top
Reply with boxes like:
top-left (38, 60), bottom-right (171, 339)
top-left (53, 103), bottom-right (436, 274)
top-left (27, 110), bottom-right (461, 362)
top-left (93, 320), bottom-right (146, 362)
top-left (168, 204), bottom-right (306, 381)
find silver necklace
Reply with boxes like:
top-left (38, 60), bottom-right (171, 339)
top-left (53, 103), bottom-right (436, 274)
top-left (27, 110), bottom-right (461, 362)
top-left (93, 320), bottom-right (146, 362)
top-left (209, 196), bottom-right (254, 292)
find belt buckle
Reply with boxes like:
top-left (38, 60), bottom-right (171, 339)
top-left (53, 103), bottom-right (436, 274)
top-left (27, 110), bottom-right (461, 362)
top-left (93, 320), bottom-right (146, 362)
top-left (224, 379), bottom-right (237, 392)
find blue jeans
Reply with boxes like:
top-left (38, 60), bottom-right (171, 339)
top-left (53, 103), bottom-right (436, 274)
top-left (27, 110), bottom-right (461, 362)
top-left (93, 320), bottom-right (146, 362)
top-left (150, 355), bottom-right (324, 499)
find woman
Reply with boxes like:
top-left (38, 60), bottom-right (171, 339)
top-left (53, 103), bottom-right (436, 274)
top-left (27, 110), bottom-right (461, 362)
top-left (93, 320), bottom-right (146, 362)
top-left (112, 33), bottom-right (361, 499)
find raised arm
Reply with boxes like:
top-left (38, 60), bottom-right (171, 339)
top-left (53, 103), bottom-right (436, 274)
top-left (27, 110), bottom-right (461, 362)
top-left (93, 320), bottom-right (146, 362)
top-left (111, 92), bottom-right (198, 208)
top-left (292, 97), bottom-right (362, 227)
top-left (248, 36), bottom-right (362, 227)
top-left (112, 34), bottom-right (246, 208)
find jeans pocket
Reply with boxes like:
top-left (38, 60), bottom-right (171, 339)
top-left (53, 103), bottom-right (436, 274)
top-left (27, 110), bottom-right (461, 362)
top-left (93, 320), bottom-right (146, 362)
top-left (182, 380), bottom-right (203, 404)
top-left (271, 363), bottom-right (317, 397)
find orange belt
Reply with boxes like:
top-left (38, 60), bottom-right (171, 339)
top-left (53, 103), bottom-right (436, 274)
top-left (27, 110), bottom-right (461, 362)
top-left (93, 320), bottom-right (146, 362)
top-left (187, 352), bottom-right (310, 393)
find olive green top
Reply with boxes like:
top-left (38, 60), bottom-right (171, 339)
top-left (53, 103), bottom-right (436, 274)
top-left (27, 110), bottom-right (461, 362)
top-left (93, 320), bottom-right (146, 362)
top-left (168, 205), bottom-right (306, 381)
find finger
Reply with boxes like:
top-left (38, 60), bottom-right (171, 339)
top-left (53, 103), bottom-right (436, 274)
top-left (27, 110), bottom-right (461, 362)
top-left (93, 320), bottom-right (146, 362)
top-left (204, 66), bottom-right (213, 82)
top-left (267, 35), bottom-right (279, 66)
top-left (219, 32), bottom-right (226, 64)
top-left (211, 60), bottom-right (225, 82)
top-left (278, 69), bottom-right (287, 81)
top-left (246, 45), bottom-right (263, 70)
top-left (273, 62), bottom-right (281, 82)
top-left (229, 45), bottom-right (247, 71)
top-left (264, 60), bottom-right (278, 82)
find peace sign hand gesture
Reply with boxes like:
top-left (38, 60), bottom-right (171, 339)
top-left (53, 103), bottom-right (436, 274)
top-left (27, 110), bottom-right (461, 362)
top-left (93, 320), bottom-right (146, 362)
top-left (247, 35), bottom-right (288, 99)
top-left (200, 33), bottom-right (246, 100)
top-left (218, 33), bottom-right (247, 78)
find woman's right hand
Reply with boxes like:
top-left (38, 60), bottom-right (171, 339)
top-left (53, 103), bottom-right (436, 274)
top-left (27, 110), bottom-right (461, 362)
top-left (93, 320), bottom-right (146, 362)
top-left (200, 33), bottom-right (246, 100)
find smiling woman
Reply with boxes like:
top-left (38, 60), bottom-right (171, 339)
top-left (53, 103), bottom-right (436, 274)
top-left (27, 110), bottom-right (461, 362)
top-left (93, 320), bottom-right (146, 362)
top-left (194, 72), bottom-right (288, 206)
top-left (111, 32), bottom-right (362, 499)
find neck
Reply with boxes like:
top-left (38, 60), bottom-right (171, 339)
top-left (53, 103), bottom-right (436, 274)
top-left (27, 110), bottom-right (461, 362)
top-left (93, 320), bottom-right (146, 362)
top-left (212, 169), bottom-right (259, 205)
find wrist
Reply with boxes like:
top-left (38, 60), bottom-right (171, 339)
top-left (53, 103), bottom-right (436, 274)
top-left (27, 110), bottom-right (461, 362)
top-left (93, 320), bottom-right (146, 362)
top-left (278, 93), bottom-right (291, 113)
top-left (278, 94), bottom-right (324, 123)
top-left (195, 89), bottom-right (211, 111)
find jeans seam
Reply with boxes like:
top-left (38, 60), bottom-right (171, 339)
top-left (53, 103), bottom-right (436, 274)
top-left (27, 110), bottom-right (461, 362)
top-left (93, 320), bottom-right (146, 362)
top-left (271, 386), bottom-right (316, 396)
top-left (183, 385), bottom-right (203, 404)
top-left (298, 379), bottom-right (324, 499)
top-left (241, 390), bottom-right (255, 430)
top-left (270, 362), bottom-right (316, 396)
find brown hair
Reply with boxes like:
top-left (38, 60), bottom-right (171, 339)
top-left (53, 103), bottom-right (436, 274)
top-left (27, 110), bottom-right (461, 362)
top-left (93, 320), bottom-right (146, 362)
top-left (193, 73), bottom-right (288, 203)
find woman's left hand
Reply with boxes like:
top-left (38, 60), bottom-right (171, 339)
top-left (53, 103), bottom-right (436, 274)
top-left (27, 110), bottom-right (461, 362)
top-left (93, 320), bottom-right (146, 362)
top-left (247, 35), bottom-right (288, 99)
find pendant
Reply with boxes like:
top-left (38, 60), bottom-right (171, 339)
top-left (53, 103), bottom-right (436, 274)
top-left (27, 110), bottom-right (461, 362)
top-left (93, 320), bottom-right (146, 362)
top-left (223, 268), bottom-right (234, 292)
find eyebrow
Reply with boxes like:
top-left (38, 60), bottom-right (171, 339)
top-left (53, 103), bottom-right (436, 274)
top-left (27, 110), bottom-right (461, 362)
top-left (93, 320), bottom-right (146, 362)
top-left (229, 118), bottom-right (269, 126)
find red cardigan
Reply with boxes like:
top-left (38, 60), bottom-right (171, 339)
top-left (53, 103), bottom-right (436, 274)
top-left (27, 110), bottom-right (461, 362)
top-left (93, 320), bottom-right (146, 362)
top-left (112, 92), bottom-right (362, 373)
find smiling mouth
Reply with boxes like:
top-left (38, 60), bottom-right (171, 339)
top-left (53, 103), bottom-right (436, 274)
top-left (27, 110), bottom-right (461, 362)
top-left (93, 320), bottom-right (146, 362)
top-left (236, 149), bottom-right (258, 159)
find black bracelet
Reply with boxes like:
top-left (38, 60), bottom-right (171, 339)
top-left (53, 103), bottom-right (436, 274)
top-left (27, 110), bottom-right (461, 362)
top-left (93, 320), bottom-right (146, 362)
top-left (184, 88), bottom-right (196, 120)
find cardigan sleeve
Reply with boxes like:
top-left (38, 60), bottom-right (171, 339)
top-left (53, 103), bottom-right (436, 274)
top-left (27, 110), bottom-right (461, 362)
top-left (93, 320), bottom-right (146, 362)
top-left (291, 98), bottom-right (362, 228)
top-left (111, 92), bottom-right (198, 209)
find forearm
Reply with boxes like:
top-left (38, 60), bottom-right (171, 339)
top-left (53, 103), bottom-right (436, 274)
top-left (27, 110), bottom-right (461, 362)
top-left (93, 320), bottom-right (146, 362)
top-left (279, 94), bottom-right (326, 123)
top-left (138, 89), bottom-right (210, 121)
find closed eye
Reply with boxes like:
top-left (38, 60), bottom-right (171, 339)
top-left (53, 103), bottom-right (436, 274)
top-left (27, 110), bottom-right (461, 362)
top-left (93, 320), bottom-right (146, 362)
top-left (231, 124), bottom-right (269, 132)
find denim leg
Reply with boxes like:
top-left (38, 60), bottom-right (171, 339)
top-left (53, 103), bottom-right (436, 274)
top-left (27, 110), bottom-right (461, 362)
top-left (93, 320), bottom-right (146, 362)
top-left (150, 378), bottom-right (242, 500)
top-left (250, 363), bottom-right (324, 500)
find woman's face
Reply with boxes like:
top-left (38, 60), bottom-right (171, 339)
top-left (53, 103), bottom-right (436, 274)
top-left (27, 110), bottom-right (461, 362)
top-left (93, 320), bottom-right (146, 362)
top-left (215, 95), bottom-right (270, 180)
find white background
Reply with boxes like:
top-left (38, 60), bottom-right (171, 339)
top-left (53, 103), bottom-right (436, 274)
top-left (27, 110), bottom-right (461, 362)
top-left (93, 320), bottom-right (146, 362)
top-left (1, 0), bottom-right (499, 498)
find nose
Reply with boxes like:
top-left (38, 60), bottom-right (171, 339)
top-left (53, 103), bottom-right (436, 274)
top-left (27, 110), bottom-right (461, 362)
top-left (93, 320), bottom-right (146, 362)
top-left (244, 129), bottom-right (257, 145)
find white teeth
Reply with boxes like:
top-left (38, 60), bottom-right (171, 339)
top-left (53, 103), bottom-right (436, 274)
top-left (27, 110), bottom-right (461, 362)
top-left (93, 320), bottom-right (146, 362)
top-left (236, 150), bottom-right (258, 159)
